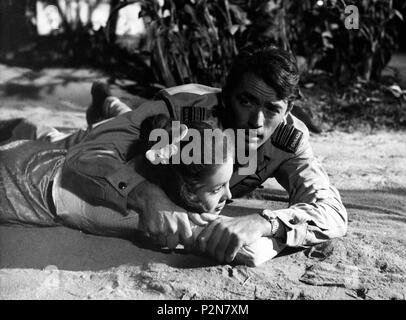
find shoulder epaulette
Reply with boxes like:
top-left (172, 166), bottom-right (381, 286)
top-left (271, 123), bottom-right (304, 153)
top-left (181, 106), bottom-right (207, 122)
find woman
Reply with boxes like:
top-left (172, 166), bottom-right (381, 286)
top-left (52, 114), bottom-right (234, 239)
top-left (0, 115), bottom-right (283, 266)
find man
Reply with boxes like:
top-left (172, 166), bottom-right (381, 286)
top-left (60, 46), bottom-right (347, 263)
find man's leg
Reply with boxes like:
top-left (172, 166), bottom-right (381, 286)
top-left (86, 82), bottom-right (111, 125)
top-left (0, 118), bottom-right (71, 145)
top-left (86, 82), bottom-right (132, 126)
top-left (43, 82), bottom-right (132, 144)
top-left (0, 119), bottom-right (34, 145)
top-left (1, 82), bottom-right (132, 148)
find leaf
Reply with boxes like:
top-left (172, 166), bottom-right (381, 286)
top-left (153, 32), bottom-right (177, 86)
top-left (393, 9), bottom-right (404, 21)
top-left (228, 24), bottom-right (238, 34)
top-left (183, 4), bottom-right (199, 25)
top-left (388, 85), bottom-right (403, 98)
top-left (228, 4), bottom-right (250, 25)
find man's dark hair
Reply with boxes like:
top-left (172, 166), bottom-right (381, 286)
top-left (223, 46), bottom-right (300, 101)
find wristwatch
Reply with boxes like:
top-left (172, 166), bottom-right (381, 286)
top-left (258, 211), bottom-right (280, 237)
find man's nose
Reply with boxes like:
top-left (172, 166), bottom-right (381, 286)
top-left (249, 109), bottom-right (265, 129)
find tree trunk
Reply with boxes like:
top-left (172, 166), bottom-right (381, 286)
top-left (0, 0), bottom-right (35, 55)
top-left (108, 0), bottom-right (120, 44)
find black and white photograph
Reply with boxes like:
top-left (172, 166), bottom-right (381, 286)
top-left (0, 0), bottom-right (405, 303)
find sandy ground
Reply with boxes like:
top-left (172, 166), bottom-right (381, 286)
top-left (0, 64), bottom-right (405, 300)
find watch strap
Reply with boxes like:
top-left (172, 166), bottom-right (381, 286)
top-left (258, 212), bottom-right (279, 237)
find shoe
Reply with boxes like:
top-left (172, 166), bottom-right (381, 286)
top-left (0, 119), bottom-right (23, 145)
top-left (86, 82), bottom-right (112, 126)
top-left (0, 118), bottom-right (39, 146)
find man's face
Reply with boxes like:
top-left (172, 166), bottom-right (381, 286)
top-left (225, 72), bottom-right (290, 151)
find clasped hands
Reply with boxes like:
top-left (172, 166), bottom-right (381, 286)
top-left (130, 181), bottom-right (272, 263)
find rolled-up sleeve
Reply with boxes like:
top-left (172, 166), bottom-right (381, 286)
top-left (272, 139), bottom-right (348, 247)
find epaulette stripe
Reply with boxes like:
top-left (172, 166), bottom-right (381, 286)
top-left (279, 124), bottom-right (290, 146)
top-left (274, 124), bottom-right (283, 139)
top-left (280, 125), bottom-right (292, 145)
top-left (284, 126), bottom-right (296, 146)
top-left (279, 128), bottom-right (287, 146)
top-left (181, 106), bottom-right (208, 122)
top-left (271, 123), bottom-right (304, 153)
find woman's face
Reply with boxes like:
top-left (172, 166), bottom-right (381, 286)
top-left (194, 156), bottom-right (234, 213)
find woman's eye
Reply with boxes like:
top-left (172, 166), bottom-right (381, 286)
top-left (211, 186), bottom-right (223, 194)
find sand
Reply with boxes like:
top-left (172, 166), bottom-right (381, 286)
top-left (0, 64), bottom-right (405, 300)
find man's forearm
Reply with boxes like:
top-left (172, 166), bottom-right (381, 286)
top-left (127, 179), bottom-right (155, 212)
top-left (274, 144), bottom-right (348, 247)
top-left (269, 193), bottom-right (348, 247)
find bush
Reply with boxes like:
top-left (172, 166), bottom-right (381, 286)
top-left (285, 0), bottom-right (404, 82)
top-left (129, 0), bottom-right (404, 86)
top-left (2, 0), bottom-right (403, 87)
top-left (132, 0), bottom-right (244, 87)
top-left (234, 0), bottom-right (404, 82)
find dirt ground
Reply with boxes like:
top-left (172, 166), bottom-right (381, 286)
top-left (0, 64), bottom-right (405, 300)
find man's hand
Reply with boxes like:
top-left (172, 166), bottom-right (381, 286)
top-left (128, 180), bottom-right (205, 250)
top-left (188, 212), bottom-right (219, 226)
top-left (197, 214), bottom-right (273, 263)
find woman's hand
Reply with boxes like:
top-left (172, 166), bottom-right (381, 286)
top-left (187, 212), bottom-right (220, 226)
top-left (197, 214), bottom-right (273, 263)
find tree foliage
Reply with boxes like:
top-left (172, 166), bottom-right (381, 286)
top-left (109, 0), bottom-right (404, 86)
top-left (0, 0), bottom-right (404, 86)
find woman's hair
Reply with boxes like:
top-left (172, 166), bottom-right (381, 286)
top-left (139, 114), bottom-right (234, 212)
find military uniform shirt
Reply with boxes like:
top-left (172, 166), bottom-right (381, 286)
top-left (62, 84), bottom-right (348, 248)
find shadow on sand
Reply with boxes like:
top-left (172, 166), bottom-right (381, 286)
top-left (1, 188), bottom-right (404, 271)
